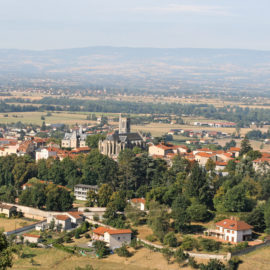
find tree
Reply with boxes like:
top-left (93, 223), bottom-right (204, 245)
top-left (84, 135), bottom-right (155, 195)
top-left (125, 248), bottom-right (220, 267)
top-left (86, 134), bottom-right (106, 148)
top-left (245, 204), bottom-right (266, 232)
top-left (187, 200), bottom-right (210, 222)
top-left (239, 138), bottom-right (252, 156)
top-left (93, 240), bottom-right (110, 258)
top-left (163, 232), bottom-right (178, 247)
top-left (0, 231), bottom-right (13, 270)
top-left (86, 190), bottom-right (98, 207)
top-left (147, 201), bottom-right (170, 242)
top-left (205, 159), bottom-right (216, 172)
top-left (223, 185), bottom-right (254, 212)
top-left (98, 184), bottom-right (113, 207)
top-left (125, 204), bottom-right (144, 226)
top-left (185, 163), bottom-right (213, 207)
top-left (264, 199), bottom-right (270, 234)
top-left (171, 194), bottom-right (191, 232)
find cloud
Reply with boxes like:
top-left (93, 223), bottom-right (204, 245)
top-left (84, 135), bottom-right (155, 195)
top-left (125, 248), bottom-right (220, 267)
top-left (134, 4), bottom-right (231, 16)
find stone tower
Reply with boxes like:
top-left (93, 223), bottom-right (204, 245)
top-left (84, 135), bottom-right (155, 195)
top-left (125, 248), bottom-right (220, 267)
top-left (119, 114), bottom-right (130, 134)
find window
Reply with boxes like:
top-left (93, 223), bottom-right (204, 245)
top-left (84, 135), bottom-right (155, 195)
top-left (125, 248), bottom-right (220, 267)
top-left (118, 237), bottom-right (120, 240)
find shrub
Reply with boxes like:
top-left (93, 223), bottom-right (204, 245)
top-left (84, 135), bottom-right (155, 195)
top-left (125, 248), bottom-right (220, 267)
top-left (28, 243), bottom-right (38, 248)
top-left (85, 233), bottom-right (91, 239)
top-left (115, 244), bottom-right (132, 257)
top-left (227, 242), bottom-right (248, 253)
top-left (199, 259), bottom-right (226, 270)
top-left (93, 240), bottom-right (110, 258)
top-left (146, 234), bottom-right (157, 242)
top-left (75, 230), bottom-right (80, 239)
top-left (188, 257), bottom-right (199, 269)
top-left (162, 248), bottom-right (174, 264)
top-left (174, 247), bottom-right (189, 265)
top-left (181, 236), bottom-right (198, 251)
top-left (198, 238), bottom-right (221, 252)
top-left (163, 232), bottom-right (178, 247)
top-left (93, 214), bottom-right (100, 221)
top-left (130, 238), bottom-right (141, 249)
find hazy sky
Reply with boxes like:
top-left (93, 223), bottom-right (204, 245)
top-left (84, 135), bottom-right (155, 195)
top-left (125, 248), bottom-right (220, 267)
top-left (0, 0), bottom-right (269, 50)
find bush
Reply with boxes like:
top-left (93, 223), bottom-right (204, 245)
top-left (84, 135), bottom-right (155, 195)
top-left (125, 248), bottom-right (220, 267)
top-left (199, 259), bottom-right (226, 270)
top-left (85, 233), bottom-right (91, 239)
top-left (227, 242), bottom-right (248, 253)
top-left (28, 243), bottom-right (38, 248)
top-left (93, 214), bottom-right (100, 222)
top-left (75, 230), bottom-right (80, 239)
top-left (93, 240), bottom-right (110, 258)
top-left (130, 238), bottom-right (141, 249)
top-left (181, 236), bottom-right (198, 251)
top-left (162, 248), bottom-right (174, 263)
top-left (115, 244), bottom-right (132, 257)
top-left (163, 232), bottom-right (178, 247)
top-left (198, 238), bottom-right (221, 252)
top-left (174, 247), bottom-right (189, 265)
top-left (188, 257), bottom-right (199, 269)
top-left (146, 234), bottom-right (157, 242)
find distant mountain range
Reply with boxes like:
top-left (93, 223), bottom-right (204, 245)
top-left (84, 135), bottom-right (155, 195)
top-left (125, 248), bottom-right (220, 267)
top-left (0, 46), bottom-right (270, 94)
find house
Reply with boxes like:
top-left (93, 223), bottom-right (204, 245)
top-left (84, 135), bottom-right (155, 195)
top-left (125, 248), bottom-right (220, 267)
top-left (47, 215), bottom-right (72, 231)
top-left (215, 161), bottom-right (227, 171)
top-left (23, 233), bottom-right (42, 244)
top-left (253, 157), bottom-right (270, 173)
top-left (130, 198), bottom-right (146, 211)
top-left (208, 218), bottom-right (253, 243)
top-left (61, 126), bottom-right (87, 149)
top-left (35, 147), bottom-right (57, 161)
top-left (228, 147), bottom-right (241, 158)
top-left (74, 184), bottom-right (99, 201)
top-left (66, 211), bottom-right (84, 225)
top-left (93, 226), bottom-right (132, 249)
top-left (195, 152), bottom-right (217, 166)
top-left (0, 203), bottom-right (17, 217)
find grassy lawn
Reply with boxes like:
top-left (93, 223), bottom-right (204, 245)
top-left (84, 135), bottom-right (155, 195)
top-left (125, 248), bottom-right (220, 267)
top-left (238, 246), bottom-right (270, 270)
top-left (0, 217), bottom-right (36, 232)
top-left (10, 245), bottom-right (210, 270)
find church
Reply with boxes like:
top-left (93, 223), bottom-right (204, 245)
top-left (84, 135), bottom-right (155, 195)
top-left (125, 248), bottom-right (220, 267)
top-left (98, 115), bottom-right (145, 159)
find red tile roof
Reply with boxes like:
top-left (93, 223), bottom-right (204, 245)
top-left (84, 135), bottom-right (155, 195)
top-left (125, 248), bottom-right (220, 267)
top-left (67, 211), bottom-right (84, 219)
top-left (196, 152), bottom-right (215, 158)
top-left (131, 198), bottom-right (146, 204)
top-left (93, 226), bottom-right (132, 235)
top-left (216, 219), bottom-right (253, 231)
top-left (23, 233), bottom-right (41, 238)
top-left (229, 147), bottom-right (240, 152)
top-left (54, 215), bottom-right (70, 221)
top-left (216, 161), bottom-right (228, 166)
top-left (93, 226), bottom-right (110, 235)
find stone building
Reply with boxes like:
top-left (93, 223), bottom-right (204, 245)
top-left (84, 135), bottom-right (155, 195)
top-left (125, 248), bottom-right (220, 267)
top-left (61, 126), bottom-right (87, 149)
top-left (98, 115), bottom-right (145, 158)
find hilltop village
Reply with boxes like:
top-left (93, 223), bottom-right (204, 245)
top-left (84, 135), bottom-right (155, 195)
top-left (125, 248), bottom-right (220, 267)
top-left (0, 114), bottom-right (270, 270)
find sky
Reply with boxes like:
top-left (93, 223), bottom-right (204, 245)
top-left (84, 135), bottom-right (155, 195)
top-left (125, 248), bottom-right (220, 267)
top-left (0, 0), bottom-right (269, 50)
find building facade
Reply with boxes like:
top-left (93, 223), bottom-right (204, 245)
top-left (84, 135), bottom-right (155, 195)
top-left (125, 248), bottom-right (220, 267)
top-left (74, 184), bottom-right (99, 201)
top-left (99, 116), bottom-right (145, 158)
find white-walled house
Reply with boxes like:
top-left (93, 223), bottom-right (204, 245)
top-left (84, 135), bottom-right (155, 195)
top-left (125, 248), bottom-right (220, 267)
top-left (208, 219), bottom-right (253, 243)
top-left (47, 215), bottom-right (72, 231)
top-left (23, 233), bottom-right (42, 244)
top-left (130, 198), bottom-right (146, 211)
top-left (92, 227), bottom-right (132, 249)
top-left (35, 148), bottom-right (57, 161)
